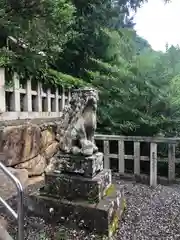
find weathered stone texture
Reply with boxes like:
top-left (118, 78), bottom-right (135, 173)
top-left (27, 185), bottom-right (125, 237)
top-left (1, 124), bottom-right (41, 166)
top-left (44, 156), bottom-right (62, 173)
top-left (41, 169), bottom-right (111, 202)
top-left (0, 121), bottom-right (59, 177)
top-left (56, 88), bottom-right (99, 156)
top-left (43, 142), bottom-right (59, 160)
top-left (40, 129), bottom-right (56, 150)
top-left (15, 154), bottom-right (46, 176)
top-left (54, 152), bottom-right (104, 177)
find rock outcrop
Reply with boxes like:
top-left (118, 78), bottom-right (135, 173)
top-left (0, 121), bottom-right (59, 177)
top-left (1, 124), bottom-right (41, 166)
top-left (15, 154), bottom-right (46, 176)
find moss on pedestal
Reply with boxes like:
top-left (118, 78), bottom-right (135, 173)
top-left (109, 213), bottom-right (119, 236)
top-left (104, 184), bottom-right (115, 197)
top-left (87, 185), bottom-right (99, 204)
top-left (108, 194), bottom-right (126, 237)
top-left (122, 198), bottom-right (127, 210)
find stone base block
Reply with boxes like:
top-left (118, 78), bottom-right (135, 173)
top-left (55, 152), bottom-right (103, 178)
top-left (41, 169), bottom-right (112, 203)
top-left (26, 186), bottom-right (126, 237)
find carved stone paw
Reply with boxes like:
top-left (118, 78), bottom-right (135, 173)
top-left (81, 140), bottom-right (94, 156)
top-left (71, 146), bottom-right (81, 155)
top-left (92, 143), bottom-right (98, 153)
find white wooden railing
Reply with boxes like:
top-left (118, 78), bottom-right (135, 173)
top-left (0, 68), bottom-right (71, 121)
top-left (95, 134), bottom-right (180, 187)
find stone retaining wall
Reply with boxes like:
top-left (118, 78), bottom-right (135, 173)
top-left (0, 120), bottom-right (60, 177)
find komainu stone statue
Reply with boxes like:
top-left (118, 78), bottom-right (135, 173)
top-left (56, 88), bottom-right (99, 156)
top-left (27, 87), bottom-right (126, 239)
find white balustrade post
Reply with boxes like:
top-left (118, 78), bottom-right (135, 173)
top-left (25, 79), bottom-right (32, 111)
top-left (118, 140), bottom-right (125, 174)
top-left (68, 88), bottom-right (71, 104)
top-left (47, 88), bottom-right (51, 112)
top-left (60, 87), bottom-right (65, 110)
top-left (55, 89), bottom-right (59, 112)
top-left (36, 81), bottom-right (42, 112)
top-left (12, 73), bottom-right (20, 111)
top-left (0, 68), bottom-right (6, 112)
top-left (134, 141), bottom-right (140, 176)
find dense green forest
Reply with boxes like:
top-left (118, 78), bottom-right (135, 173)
top-left (0, 0), bottom-right (179, 137)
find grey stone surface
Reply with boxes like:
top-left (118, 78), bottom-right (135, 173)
top-left (0, 168), bottom-right (28, 199)
top-left (55, 88), bottom-right (99, 156)
top-left (0, 223), bottom-right (13, 240)
top-left (55, 152), bottom-right (104, 178)
top-left (26, 185), bottom-right (125, 237)
top-left (41, 169), bottom-right (112, 203)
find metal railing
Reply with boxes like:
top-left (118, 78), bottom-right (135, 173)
top-left (0, 161), bottom-right (24, 240)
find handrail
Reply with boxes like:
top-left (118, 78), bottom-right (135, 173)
top-left (0, 161), bottom-right (24, 240)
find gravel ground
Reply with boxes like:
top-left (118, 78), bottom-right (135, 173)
top-left (1, 178), bottom-right (180, 239)
top-left (118, 180), bottom-right (180, 240)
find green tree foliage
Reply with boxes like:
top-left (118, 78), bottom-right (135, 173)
top-left (87, 34), bottom-right (180, 136)
top-left (0, 0), bottom-right (76, 84)
top-left (1, 0), bottom-right (179, 137)
top-left (133, 34), bottom-right (151, 53)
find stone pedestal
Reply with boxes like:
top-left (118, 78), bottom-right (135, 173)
top-left (26, 152), bottom-right (126, 237)
top-left (41, 169), bottom-right (112, 203)
top-left (57, 152), bottom-right (104, 177)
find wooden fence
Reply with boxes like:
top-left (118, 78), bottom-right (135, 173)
top-left (95, 134), bottom-right (180, 187)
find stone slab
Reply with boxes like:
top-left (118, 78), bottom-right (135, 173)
top-left (26, 186), bottom-right (126, 237)
top-left (56, 152), bottom-right (104, 178)
top-left (41, 169), bottom-right (112, 203)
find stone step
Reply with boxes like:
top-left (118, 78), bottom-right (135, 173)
top-left (26, 185), bottom-right (126, 238)
top-left (41, 169), bottom-right (112, 203)
top-left (55, 152), bottom-right (103, 178)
